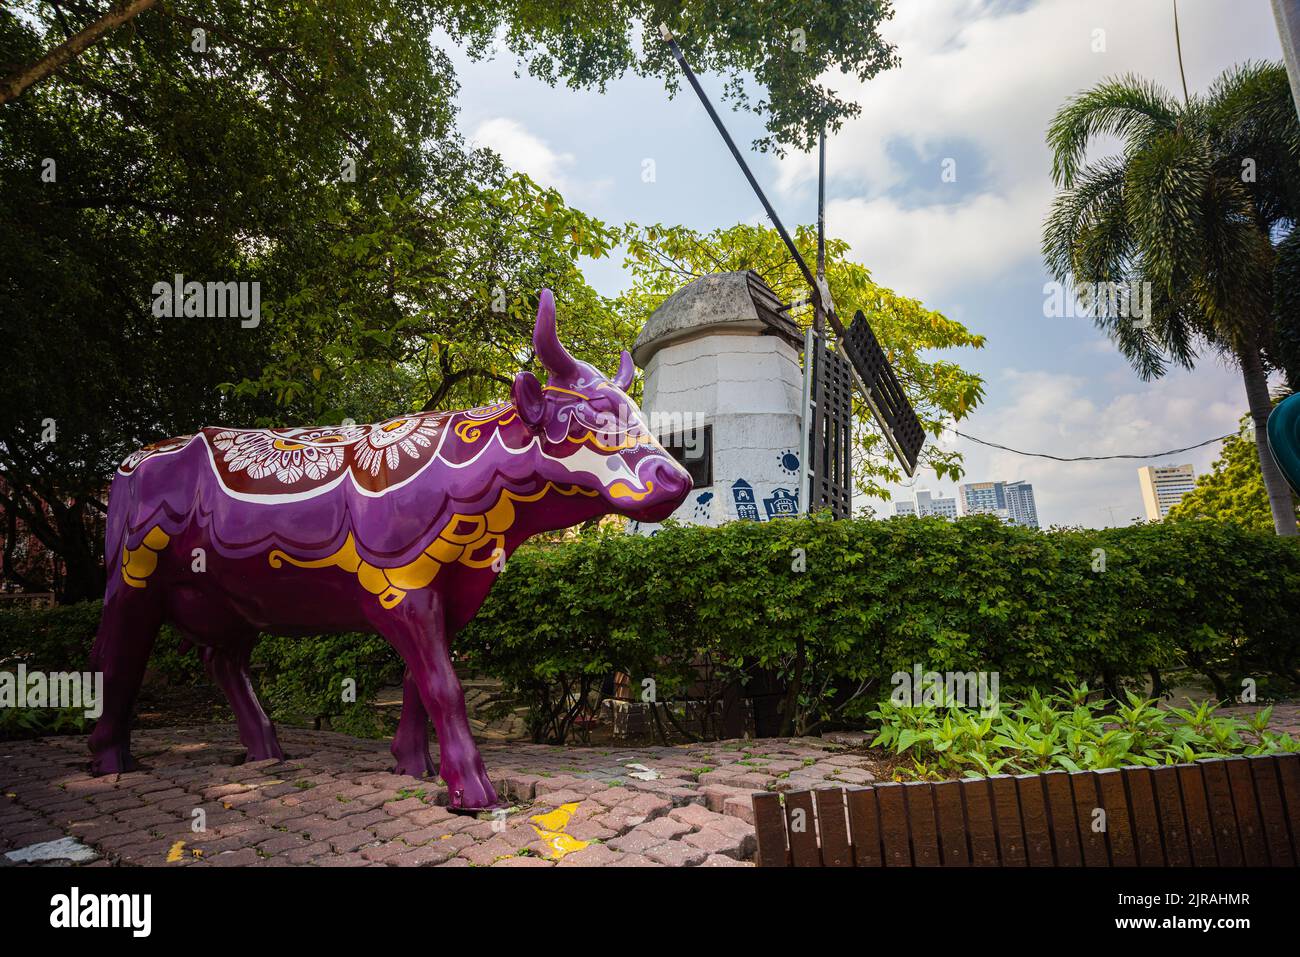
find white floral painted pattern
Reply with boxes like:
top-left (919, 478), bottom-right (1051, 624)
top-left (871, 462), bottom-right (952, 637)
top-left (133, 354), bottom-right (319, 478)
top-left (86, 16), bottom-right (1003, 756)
top-left (353, 418), bottom-right (445, 476)
top-left (210, 429), bottom-right (350, 484)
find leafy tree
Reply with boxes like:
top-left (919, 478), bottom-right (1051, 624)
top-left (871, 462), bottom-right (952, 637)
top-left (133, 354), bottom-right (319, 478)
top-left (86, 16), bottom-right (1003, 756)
top-left (0, 0), bottom-right (905, 599)
top-left (1, 1), bottom-right (485, 599)
top-left (620, 222), bottom-right (986, 496)
top-left (227, 174), bottom-right (631, 424)
top-left (1167, 414), bottom-right (1300, 531)
top-left (1043, 62), bottom-right (1300, 535)
top-left (2, 0), bottom-right (902, 152)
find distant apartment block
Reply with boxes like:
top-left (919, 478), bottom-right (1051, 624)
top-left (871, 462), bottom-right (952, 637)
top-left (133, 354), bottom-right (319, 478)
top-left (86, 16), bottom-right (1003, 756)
top-left (893, 489), bottom-right (957, 519)
top-left (917, 489), bottom-right (958, 519)
top-left (1138, 463), bottom-right (1196, 520)
top-left (958, 480), bottom-right (1040, 528)
top-left (1004, 481), bottom-right (1039, 528)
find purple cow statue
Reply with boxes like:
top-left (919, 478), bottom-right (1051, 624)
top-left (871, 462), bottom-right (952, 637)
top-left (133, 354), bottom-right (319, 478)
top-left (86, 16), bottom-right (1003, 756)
top-left (89, 290), bottom-right (691, 810)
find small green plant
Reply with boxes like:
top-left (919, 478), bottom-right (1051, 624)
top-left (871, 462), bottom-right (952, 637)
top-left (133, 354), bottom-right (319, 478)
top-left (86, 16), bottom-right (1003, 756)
top-left (868, 684), bottom-right (1298, 781)
top-left (0, 706), bottom-right (91, 740)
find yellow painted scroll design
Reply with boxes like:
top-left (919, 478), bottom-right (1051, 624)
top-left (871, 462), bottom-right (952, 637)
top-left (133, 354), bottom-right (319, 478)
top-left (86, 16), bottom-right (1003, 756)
top-left (267, 483), bottom-right (598, 609)
top-left (121, 526), bottom-right (171, 589)
top-left (453, 403), bottom-right (518, 444)
top-left (566, 430), bottom-right (656, 454)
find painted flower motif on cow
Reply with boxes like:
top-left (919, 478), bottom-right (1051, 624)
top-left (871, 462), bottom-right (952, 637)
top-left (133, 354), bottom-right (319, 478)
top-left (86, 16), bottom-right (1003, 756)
top-left (353, 416), bottom-right (445, 476)
top-left (119, 434), bottom-right (194, 473)
top-left (211, 429), bottom-right (348, 484)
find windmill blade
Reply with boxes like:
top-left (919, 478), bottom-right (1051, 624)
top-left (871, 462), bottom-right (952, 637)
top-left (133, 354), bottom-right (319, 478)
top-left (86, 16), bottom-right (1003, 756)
top-left (841, 312), bottom-right (925, 476)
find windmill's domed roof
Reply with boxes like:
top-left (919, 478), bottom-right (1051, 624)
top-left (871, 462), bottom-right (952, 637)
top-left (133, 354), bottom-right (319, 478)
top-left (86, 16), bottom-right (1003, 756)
top-left (632, 270), bottom-right (802, 367)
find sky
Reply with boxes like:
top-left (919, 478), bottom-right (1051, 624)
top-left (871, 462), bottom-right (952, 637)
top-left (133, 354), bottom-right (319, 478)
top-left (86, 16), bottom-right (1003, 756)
top-left (439, 0), bottom-right (1289, 528)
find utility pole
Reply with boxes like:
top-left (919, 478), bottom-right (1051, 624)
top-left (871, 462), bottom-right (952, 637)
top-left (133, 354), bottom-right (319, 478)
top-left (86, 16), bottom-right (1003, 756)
top-left (814, 128), bottom-right (828, 336)
top-left (1275, 0), bottom-right (1300, 118)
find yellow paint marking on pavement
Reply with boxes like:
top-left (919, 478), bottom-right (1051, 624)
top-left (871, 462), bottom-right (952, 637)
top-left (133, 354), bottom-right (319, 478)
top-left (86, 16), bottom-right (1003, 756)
top-left (166, 841), bottom-right (186, 863)
top-left (530, 803), bottom-right (577, 832)
top-left (528, 801), bottom-right (589, 860)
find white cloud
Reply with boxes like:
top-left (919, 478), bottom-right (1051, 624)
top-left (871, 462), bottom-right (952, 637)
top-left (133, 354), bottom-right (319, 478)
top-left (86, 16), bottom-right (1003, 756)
top-left (469, 116), bottom-right (576, 193)
top-left (826, 187), bottom-right (1052, 301)
top-left (777, 0), bottom-right (1284, 299)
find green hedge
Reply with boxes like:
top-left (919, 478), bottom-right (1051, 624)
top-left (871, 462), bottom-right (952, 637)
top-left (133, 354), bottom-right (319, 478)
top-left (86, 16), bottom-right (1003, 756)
top-left (1, 517), bottom-right (1296, 743)
top-left (0, 601), bottom-right (202, 686)
top-left (459, 516), bottom-right (1300, 738)
top-left (0, 602), bottom-right (401, 738)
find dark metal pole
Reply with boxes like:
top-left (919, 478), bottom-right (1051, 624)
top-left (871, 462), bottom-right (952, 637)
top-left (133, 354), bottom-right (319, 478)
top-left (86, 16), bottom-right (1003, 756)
top-left (814, 127), bottom-right (827, 335)
top-left (659, 24), bottom-right (844, 336)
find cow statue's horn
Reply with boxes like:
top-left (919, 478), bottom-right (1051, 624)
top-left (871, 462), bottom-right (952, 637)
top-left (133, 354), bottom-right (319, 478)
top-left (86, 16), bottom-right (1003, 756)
top-left (613, 350), bottom-right (634, 390)
top-left (533, 289), bottom-right (579, 381)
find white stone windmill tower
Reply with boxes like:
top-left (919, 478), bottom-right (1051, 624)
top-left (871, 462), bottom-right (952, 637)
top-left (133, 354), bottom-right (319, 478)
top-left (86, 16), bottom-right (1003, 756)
top-left (630, 28), bottom-right (927, 533)
top-left (630, 270), bottom-right (805, 528)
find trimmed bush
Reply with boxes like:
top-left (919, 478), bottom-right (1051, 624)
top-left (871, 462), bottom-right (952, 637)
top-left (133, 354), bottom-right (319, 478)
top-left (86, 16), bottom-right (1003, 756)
top-left (253, 633), bottom-right (402, 737)
top-left (1, 517), bottom-right (1295, 742)
top-left (461, 516), bottom-right (1300, 738)
top-left (0, 601), bottom-right (203, 739)
top-left (0, 601), bottom-right (202, 684)
top-left (0, 603), bottom-right (400, 737)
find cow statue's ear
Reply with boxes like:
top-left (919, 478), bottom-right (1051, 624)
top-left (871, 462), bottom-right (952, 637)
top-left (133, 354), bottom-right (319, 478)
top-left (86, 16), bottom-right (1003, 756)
top-left (512, 371), bottom-right (547, 433)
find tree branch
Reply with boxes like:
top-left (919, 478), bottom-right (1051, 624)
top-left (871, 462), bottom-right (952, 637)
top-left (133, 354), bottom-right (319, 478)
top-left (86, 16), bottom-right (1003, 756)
top-left (0, 0), bottom-right (160, 106)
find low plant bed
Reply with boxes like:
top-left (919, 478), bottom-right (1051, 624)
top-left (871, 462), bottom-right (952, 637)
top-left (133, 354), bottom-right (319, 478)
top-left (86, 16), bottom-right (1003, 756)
top-left (864, 684), bottom-right (1299, 782)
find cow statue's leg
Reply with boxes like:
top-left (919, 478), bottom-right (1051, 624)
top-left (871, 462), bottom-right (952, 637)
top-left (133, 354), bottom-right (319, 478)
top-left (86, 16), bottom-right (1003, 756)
top-left (199, 639), bottom-right (284, 763)
top-left (88, 583), bottom-right (164, 775)
top-left (371, 594), bottom-right (500, 811)
top-left (389, 668), bottom-right (436, 778)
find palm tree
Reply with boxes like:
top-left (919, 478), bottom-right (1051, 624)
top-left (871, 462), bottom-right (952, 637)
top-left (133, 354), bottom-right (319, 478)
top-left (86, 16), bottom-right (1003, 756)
top-left (1044, 62), bottom-right (1300, 535)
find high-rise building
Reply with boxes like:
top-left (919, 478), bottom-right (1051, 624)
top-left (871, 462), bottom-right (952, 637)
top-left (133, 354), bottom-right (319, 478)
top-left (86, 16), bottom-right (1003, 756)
top-left (958, 480), bottom-right (1040, 528)
top-left (915, 489), bottom-right (958, 519)
top-left (1137, 464), bottom-right (1196, 520)
top-left (893, 490), bottom-right (956, 519)
top-left (1004, 481), bottom-right (1039, 528)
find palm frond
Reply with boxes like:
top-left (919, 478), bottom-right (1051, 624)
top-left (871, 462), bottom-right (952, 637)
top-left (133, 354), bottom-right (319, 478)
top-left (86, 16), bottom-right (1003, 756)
top-left (1047, 74), bottom-right (1181, 187)
top-left (1205, 61), bottom-right (1300, 234)
top-left (1042, 158), bottom-right (1128, 282)
top-left (1124, 130), bottom-right (1213, 291)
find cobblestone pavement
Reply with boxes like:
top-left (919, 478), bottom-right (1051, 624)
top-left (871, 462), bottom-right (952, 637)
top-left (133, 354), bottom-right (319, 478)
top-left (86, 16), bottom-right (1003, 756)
top-left (0, 726), bottom-right (880, 867)
top-left (4, 702), bottom-right (1296, 868)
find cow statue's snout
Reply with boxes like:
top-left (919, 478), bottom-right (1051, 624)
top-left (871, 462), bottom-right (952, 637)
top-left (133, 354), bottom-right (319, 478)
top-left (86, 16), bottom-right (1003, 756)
top-left (626, 455), bottom-right (691, 523)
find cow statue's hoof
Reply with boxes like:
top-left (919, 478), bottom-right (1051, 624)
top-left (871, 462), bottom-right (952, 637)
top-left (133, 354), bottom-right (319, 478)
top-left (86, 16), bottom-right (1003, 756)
top-left (391, 753), bottom-right (438, 779)
top-left (90, 747), bottom-right (138, 777)
top-left (445, 777), bottom-right (505, 814)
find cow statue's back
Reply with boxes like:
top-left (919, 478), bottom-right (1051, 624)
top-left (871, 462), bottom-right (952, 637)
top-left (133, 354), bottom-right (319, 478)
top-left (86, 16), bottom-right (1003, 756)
top-left (90, 290), bottom-right (691, 810)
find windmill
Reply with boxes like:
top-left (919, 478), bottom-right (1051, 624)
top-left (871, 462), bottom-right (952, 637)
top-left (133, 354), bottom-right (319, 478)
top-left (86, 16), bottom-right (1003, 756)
top-left (659, 25), bottom-right (925, 518)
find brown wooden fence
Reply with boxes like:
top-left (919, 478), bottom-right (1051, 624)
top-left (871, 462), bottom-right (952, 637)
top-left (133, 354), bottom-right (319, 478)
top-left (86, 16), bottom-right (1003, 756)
top-left (752, 754), bottom-right (1300, 867)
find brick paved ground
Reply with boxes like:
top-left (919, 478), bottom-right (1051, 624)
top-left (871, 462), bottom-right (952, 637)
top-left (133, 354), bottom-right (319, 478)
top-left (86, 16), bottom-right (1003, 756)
top-left (0, 726), bottom-right (880, 867)
top-left (3, 701), bottom-right (1295, 868)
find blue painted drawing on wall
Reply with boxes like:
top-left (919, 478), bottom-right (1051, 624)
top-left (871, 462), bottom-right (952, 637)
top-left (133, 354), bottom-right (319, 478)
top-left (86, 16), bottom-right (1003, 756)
top-left (691, 491), bottom-right (714, 521)
top-left (764, 487), bottom-right (799, 519)
top-left (731, 480), bottom-right (761, 521)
